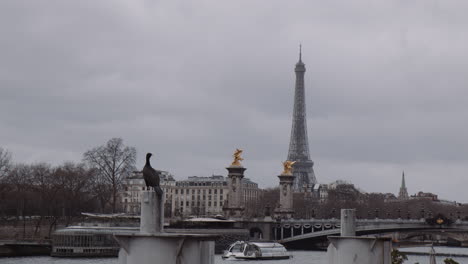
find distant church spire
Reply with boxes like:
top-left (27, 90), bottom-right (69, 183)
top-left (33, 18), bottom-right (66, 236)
top-left (398, 171), bottom-right (409, 200)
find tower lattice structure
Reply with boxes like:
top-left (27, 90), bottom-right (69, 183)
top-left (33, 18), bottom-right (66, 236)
top-left (287, 46), bottom-right (317, 191)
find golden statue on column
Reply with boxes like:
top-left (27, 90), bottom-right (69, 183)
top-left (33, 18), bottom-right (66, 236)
top-left (282, 160), bottom-right (296, 175)
top-left (231, 149), bottom-right (244, 166)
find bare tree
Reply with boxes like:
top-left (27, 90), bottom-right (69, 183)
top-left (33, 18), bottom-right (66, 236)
top-left (54, 162), bottom-right (95, 224)
top-left (0, 147), bottom-right (12, 217)
top-left (0, 147), bottom-right (12, 179)
top-left (83, 138), bottom-right (136, 213)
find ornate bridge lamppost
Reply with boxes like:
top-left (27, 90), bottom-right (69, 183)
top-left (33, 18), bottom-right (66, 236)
top-left (421, 208), bottom-right (425, 220)
top-left (457, 211), bottom-right (461, 221)
top-left (407, 211), bottom-right (411, 220)
top-left (397, 208), bottom-right (401, 219)
top-left (375, 209), bottom-right (379, 219)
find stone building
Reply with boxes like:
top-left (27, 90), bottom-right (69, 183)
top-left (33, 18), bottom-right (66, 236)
top-left (411, 191), bottom-right (439, 201)
top-left (121, 173), bottom-right (260, 218)
top-left (121, 171), bottom-right (176, 215)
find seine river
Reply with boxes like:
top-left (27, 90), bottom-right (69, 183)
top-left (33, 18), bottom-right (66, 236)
top-left (2, 248), bottom-right (468, 264)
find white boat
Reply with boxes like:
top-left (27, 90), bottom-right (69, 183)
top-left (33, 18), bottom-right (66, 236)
top-left (222, 241), bottom-right (291, 260)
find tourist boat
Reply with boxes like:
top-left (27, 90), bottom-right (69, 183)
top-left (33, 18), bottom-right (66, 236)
top-left (222, 241), bottom-right (291, 260)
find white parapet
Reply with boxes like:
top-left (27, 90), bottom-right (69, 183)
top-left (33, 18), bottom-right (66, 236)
top-left (115, 233), bottom-right (216, 264)
top-left (327, 236), bottom-right (392, 264)
top-left (115, 189), bottom-right (217, 264)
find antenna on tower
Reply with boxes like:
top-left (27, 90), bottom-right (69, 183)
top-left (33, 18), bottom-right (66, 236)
top-left (299, 44), bottom-right (302, 61)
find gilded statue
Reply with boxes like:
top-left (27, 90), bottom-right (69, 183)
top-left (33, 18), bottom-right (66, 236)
top-left (282, 160), bottom-right (296, 175)
top-left (231, 148), bottom-right (244, 166)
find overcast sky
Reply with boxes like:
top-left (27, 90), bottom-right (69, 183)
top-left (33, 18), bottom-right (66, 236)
top-left (1, 0), bottom-right (467, 202)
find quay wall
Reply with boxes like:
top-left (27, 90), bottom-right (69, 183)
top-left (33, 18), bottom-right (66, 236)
top-left (0, 219), bottom-right (68, 240)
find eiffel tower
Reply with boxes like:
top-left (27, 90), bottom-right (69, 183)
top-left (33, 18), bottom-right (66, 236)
top-left (287, 46), bottom-right (317, 191)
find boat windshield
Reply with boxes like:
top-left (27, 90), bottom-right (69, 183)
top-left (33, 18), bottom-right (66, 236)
top-left (230, 243), bottom-right (245, 253)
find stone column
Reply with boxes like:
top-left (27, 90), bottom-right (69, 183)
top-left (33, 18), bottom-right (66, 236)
top-left (223, 165), bottom-right (246, 218)
top-left (340, 209), bottom-right (356, 236)
top-left (140, 191), bottom-right (164, 233)
top-left (274, 173), bottom-right (295, 219)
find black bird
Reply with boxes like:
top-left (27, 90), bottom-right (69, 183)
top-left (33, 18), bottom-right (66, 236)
top-left (142, 153), bottom-right (163, 196)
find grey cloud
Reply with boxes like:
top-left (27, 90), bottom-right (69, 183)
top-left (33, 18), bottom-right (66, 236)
top-left (1, 0), bottom-right (468, 202)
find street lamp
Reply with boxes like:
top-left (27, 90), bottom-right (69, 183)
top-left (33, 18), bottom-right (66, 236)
top-left (397, 208), bottom-right (401, 219)
top-left (375, 208), bottom-right (379, 219)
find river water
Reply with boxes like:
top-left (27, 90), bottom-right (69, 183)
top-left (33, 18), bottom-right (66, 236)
top-left (1, 248), bottom-right (468, 263)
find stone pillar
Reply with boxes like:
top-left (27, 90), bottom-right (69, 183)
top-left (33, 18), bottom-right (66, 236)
top-left (340, 209), bottom-right (356, 236)
top-left (140, 191), bottom-right (164, 233)
top-left (223, 165), bottom-right (246, 218)
top-left (274, 173), bottom-right (295, 219)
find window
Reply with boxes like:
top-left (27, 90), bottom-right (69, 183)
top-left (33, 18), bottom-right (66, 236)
top-left (186, 201), bottom-right (189, 206)
top-left (208, 201), bottom-right (211, 206)
top-left (220, 189), bottom-right (224, 194)
top-left (181, 189), bottom-right (184, 194)
top-left (214, 201), bottom-right (217, 206)
top-left (220, 195), bottom-right (223, 200)
top-left (209, 189), bottom-right (212, 194)
top-left (214, 189), bottom-right (217, 194)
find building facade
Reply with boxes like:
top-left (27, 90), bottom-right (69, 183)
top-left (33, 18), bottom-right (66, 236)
top-left (121, 171), bottom-right (176, 215)
top-left (121, 173), bottom-right (260, 218)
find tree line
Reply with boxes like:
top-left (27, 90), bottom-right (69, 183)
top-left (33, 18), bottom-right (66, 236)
top-left (244, 184), bottom-right (467, 221)
top-left (0, 138), bottom-right (136, 222)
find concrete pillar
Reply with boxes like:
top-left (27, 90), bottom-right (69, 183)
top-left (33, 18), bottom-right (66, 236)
top-left (340, 209), bottom-right (356, 236)
top-left (140, 191), bottom-right (164, 234)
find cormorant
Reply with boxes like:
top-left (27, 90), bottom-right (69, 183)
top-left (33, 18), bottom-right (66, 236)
top-left (142, 153), bottom-right (163, 196)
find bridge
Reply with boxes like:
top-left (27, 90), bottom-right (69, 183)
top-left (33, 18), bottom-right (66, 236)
top-left (241, 218), bottom-right (468, 248)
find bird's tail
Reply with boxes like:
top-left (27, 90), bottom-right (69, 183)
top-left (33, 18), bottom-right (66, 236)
top-left (154, 186), bottom-right (163, 197)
